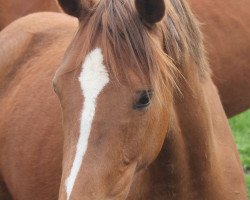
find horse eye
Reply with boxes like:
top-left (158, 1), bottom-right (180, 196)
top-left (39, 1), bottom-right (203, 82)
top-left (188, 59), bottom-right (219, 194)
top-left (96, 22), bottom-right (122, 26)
top-left (134, 90), bottom-right (152, 110)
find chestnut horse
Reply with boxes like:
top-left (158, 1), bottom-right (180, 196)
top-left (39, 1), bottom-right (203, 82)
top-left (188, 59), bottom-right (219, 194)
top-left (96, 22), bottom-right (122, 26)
top-left (0, 0), bottom-right (249, 117)
top-left (0, 0), bottom-right (248, 200)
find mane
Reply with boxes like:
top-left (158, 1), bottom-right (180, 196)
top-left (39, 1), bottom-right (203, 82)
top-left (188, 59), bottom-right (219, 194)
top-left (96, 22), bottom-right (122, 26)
top-left (68, 0), bottom-right (209, 110)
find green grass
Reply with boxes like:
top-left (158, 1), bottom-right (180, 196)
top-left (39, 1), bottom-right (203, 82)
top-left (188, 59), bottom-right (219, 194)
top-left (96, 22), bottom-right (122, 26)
top-left (247, 175), bottom-right (250, 198)
top-left (229, 110), bottom-right (250, 198)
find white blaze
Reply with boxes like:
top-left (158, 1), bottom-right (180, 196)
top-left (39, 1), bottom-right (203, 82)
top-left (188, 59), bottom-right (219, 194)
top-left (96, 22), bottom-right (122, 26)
top-left (65, 48), bottom-right (109, 200)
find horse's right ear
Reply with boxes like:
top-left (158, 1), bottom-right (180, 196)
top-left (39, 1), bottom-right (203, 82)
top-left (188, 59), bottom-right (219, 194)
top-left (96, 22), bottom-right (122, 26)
top-left (57, 0), bottom-right (95, 18)
top-left (135, 0), bottom-right (166, 24)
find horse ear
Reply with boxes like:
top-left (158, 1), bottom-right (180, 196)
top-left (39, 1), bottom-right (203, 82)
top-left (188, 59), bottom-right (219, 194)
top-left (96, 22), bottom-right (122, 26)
top-left (57, 0), bottom-right (95, 18)
top-left (135, 0), bottom-right (166, 24)
top-left (57, 0), bottom-right (82, 17)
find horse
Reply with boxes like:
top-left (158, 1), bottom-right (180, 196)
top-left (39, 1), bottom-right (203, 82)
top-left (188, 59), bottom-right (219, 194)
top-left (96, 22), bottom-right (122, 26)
top-left (0, 0), bottom-right (249, 118)
top-left (0, 0), bottom-right (248, 200)
top-left (0, 0), bottom-right (60, 30)
top-left (189, 0), bottom-right (250, 117)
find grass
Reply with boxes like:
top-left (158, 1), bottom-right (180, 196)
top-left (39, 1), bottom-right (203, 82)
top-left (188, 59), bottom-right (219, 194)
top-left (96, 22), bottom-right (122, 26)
top-left (247, 175), bottom-right (250, 198)
top-left (229, 110), bottom-right (250, 198)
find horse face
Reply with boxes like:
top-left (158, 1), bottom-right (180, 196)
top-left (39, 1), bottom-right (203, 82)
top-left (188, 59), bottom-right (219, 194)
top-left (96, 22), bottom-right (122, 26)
top-left (54, 0), bottom-right (170, 199)
top-left (54, 48), bottom-right (170, 200)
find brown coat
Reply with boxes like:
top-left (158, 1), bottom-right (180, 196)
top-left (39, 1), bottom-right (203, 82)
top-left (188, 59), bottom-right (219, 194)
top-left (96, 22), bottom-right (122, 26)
top-left (190, 0), bottom-right (250, 116)
top-left (0, 3), bottom-right (247, 199)
top-left (0, 0), bottom-right (60, 30)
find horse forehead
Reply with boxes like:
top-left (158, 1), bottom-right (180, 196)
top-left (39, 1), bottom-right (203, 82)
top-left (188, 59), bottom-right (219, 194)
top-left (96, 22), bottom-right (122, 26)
top-left (79, 48), bottom-right (110, 98)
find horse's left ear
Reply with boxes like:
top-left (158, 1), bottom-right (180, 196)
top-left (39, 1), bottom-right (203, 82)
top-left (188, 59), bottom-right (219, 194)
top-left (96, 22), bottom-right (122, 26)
top-left (57, 0), bottom-right (96, 18)
top-left (135, 0), bottom-right (166, 24)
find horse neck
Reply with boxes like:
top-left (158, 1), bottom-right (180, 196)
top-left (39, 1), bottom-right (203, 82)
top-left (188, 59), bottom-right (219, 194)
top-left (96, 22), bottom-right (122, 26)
top-left (128, 62), bottom-right (236, 199)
